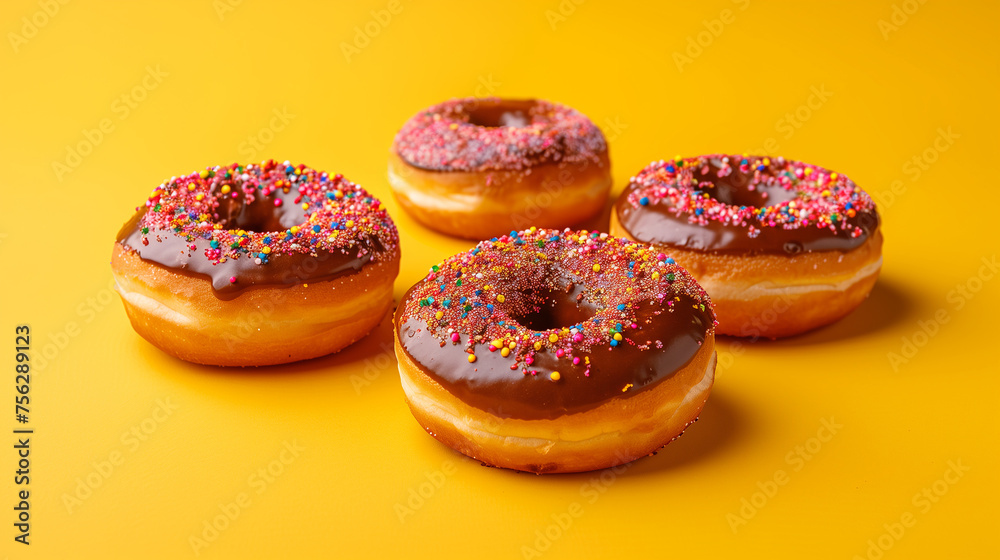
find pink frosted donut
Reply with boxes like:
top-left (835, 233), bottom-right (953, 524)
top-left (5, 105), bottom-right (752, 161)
top-left (389, 97), bottom-right (612, 239)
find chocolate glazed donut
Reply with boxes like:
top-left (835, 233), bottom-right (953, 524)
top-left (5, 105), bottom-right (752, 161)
top-left (611, 154), bottom-right (882, 338)
top-left (394, 228), bottom-right (717, 474)
top-left (111, 160), bottom-right (400, 366)
top-left (388, 97), bottom-right (612, 240)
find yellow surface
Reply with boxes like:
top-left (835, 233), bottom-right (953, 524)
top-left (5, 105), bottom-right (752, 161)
top-left (1, 1), bottom-right (997, 558)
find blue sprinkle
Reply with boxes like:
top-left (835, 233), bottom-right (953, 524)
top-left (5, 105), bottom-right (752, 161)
top-left (617, 304), bottom-right (626, 311)
top-left (312, 225), bottom-right (321, 233)
top-left (326, 192), bottom-right (336, 200)
top-left (459, 297), bottom-right (468, 304)
top-left (550, 236), bottom-right (560, 242)
top-left (498, 320), bottom-right (505, 326)
top-left (210, 240), bottom-right (219, 249)
top-left (695, 208), bottom-right (704, 216)
top-left (486, 304), bottom-right (494, 312)
top-left (443, 300), bottom-right (451, 308)
top-left (285, 165), bottom-right (295, 174)
top-left (426, 297), bottom-right (434, 304)
top-left (510, 230), bottom-right (518, 237)
top-left (615, 323), bottom-right (622, 331)
top-left (665, 257), bottom-right (675, 264)
top-left (610, 339), bottom-right (619, 347)
top-left (461, 313), bottom-right (468, 319)
top-left (666, 165), bottom-right (675, 173)
top-left (475, 290), bottom-right (482, 296)
top-left (639, 197), bottom-right (650, 206)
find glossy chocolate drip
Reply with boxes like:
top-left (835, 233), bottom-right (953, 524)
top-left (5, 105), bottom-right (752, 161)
top-left (116, 186), bottom-right (380, 300)
top-left (616, 157), bottom-right (879, 255)
top-left (396, 286), bottom-right (712, 421)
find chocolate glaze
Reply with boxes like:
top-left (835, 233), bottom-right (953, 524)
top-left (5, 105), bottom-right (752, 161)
top-left (396, 284), bottom-right (712, 421)
top-left (616, 156), bottom-right (880, 255)
top-left (116, 186), bottom-right (382, 300)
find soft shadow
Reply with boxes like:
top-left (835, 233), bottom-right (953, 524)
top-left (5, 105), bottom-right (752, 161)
top-left (136, 310), bottom-right (398, 379)
top-left (750, 278), bottom-right (921, 347)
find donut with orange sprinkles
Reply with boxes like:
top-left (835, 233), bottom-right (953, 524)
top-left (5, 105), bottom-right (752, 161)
top-left (394, 228), bottom-right (717, 473)
top-left (388, 97), bottom-right (612, 239)
top-left (111, 160), bottom-right (400, 366)
top-left (611, 154), bottom-right (882, 338)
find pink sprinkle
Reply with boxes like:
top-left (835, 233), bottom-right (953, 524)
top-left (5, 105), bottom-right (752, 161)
top-left (451, 333), bottom-right (460, 343)
top-left (555, 349), bottom-right (565, 358)
top-left (572, 333), bottom-right (583, 343)
top-left (525, 356), bottom-right (534, 365)
top-left (229, 276), bottom-right (237, 283)
top-left (573, 357), bottom-right (581, 365)
top-left (274, 198), bottom-right (283, 207)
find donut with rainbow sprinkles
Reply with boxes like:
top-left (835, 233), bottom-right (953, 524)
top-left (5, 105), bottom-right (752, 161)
top-left (611, 154), bottom-right (882, 338)
top-left (394, 228), bottom-right (716, 474)
top-left (111, 160), bottom-right (400, 366)
top-left (389, 97), bottom-right (612, 239)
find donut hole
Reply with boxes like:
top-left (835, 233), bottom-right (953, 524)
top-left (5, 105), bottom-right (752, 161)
top-left (506, 283), bottom-right (597, 332)
top-left (695, 160), bottom-right (799, 209)
top-left (213, 189), bottom-right (307, 233)
top-left (466, 100), bottom-right (536, 128)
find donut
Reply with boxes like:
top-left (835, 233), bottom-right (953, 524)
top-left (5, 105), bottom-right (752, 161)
top-left (388, 97), bottom-right (612, 239)
top-left (393, 228), bottom-right (717, 474)
top-left (111, 160), bottom-right (401, 366)
top-left (611, 154), bottom-right (882, 339)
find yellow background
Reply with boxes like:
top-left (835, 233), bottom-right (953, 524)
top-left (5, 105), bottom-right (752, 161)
top-left (2, 0), bottom-right (997, 558)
